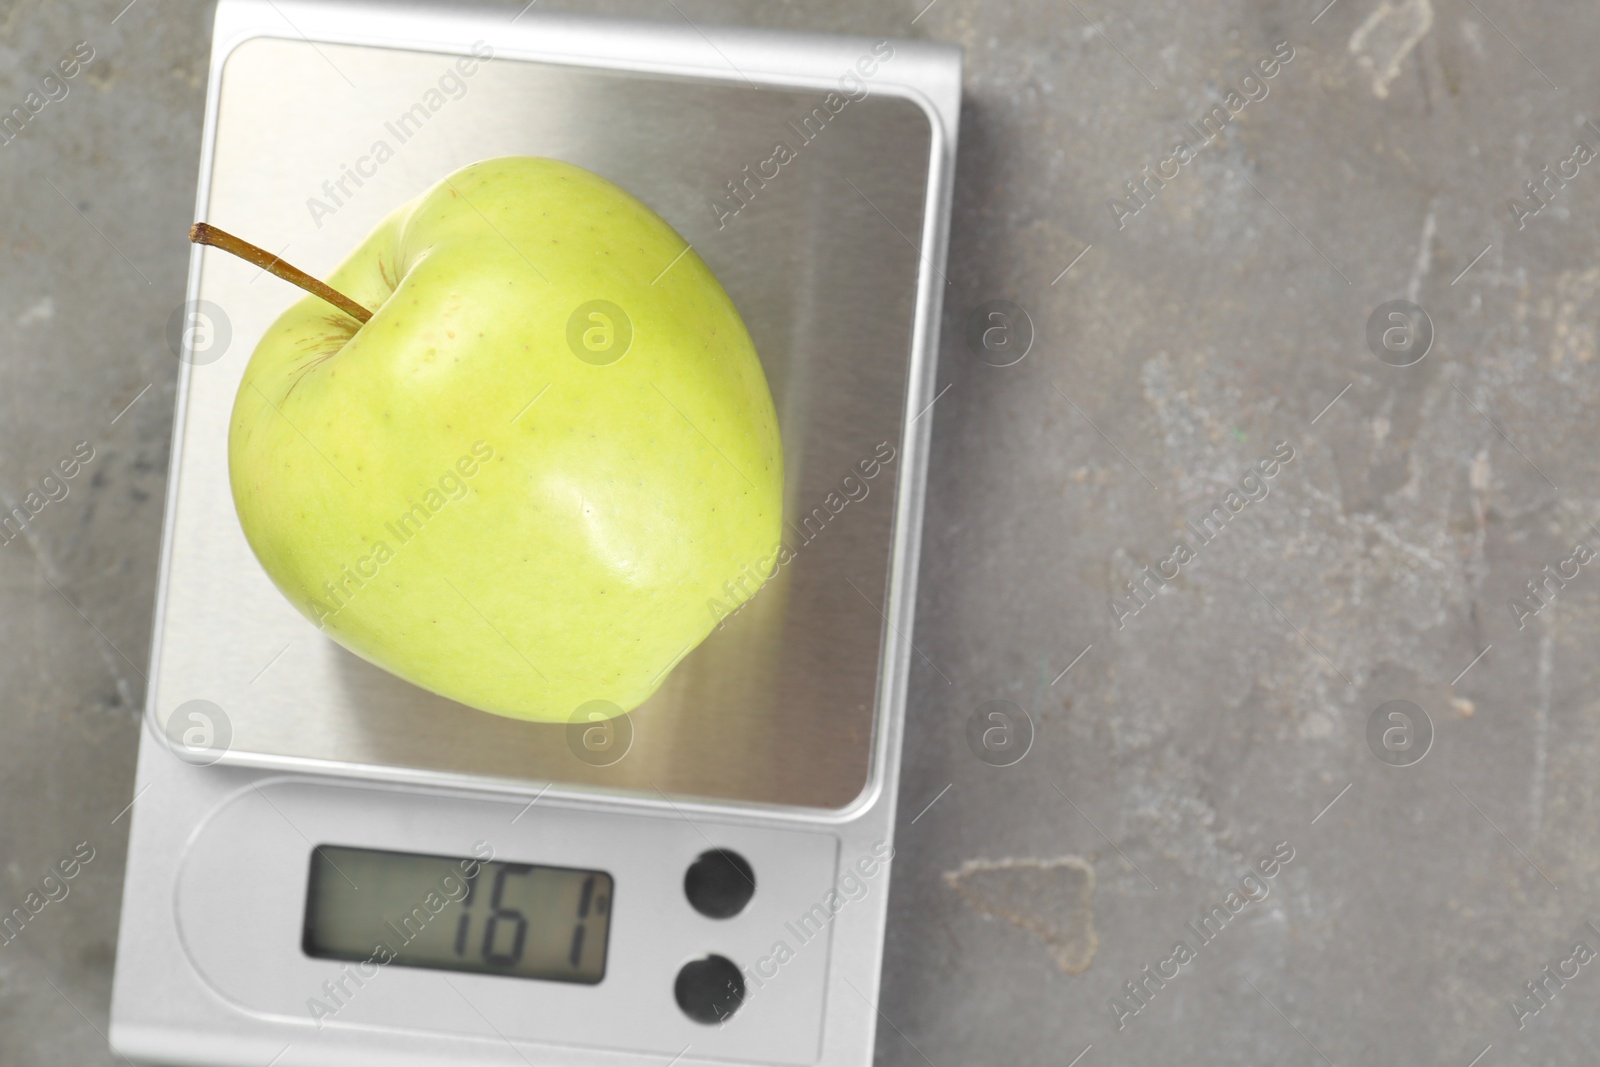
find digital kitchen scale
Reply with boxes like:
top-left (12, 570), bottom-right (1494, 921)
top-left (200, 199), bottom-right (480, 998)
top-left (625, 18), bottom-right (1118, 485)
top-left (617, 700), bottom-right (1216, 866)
top-left (109, 2), bottom-right (958, 1065)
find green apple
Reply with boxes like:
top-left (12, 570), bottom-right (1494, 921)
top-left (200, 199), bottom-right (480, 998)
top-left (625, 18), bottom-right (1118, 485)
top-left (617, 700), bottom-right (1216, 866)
top-left (227, 156), bottom-right (783, 722)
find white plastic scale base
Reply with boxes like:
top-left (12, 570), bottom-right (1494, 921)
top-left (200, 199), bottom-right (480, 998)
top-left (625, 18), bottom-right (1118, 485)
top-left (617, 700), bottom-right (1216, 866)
top-left (110, 3), bottom-right (958, 1065)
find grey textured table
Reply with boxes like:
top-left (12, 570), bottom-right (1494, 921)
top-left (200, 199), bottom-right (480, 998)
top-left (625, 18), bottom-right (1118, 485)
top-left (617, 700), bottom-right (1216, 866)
top-left (3, 0), bottom-right (1598, 1064)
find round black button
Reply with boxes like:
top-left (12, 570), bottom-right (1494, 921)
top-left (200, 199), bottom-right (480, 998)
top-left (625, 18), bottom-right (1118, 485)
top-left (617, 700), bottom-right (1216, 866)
top-left (684, 848), bottom-right (756, 919)
top-left (674, 954), bottom-right (745, 1025)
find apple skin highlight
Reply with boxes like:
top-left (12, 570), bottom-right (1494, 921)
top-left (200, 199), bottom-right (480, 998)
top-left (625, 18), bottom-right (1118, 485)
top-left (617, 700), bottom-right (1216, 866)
top-left (227, 156), bottom-right (784, 722)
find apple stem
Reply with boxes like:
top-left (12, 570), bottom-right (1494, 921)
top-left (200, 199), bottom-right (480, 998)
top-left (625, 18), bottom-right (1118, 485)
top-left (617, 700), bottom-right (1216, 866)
top-left (188, 222), bottom-right (374, 324)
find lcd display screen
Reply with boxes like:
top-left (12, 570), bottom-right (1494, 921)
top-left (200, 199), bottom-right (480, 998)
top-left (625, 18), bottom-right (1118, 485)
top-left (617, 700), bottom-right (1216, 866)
top-left (302, 845), bottom-right (612, 984)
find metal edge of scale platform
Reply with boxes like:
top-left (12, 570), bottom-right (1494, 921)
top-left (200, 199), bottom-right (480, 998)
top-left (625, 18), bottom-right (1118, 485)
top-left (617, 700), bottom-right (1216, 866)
top-left (144, 0), bottom-right (962, 827)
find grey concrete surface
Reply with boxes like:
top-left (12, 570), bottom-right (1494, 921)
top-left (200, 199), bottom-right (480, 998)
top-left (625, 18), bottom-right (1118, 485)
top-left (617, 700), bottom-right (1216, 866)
top-left (3, 0), bottom-right (1599, 1064)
